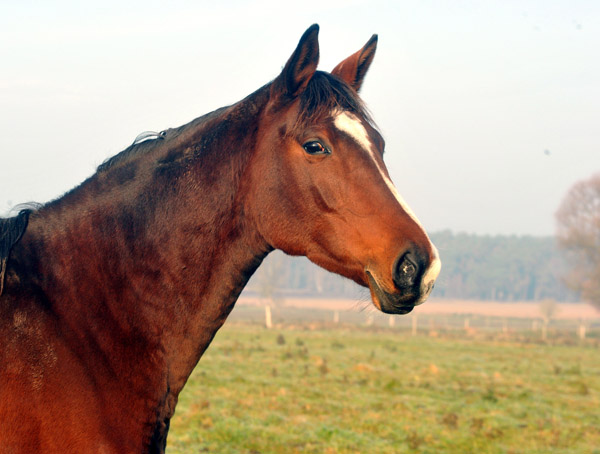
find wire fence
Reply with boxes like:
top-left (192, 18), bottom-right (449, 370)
top-left (228, 304), bottom-right (600, 345)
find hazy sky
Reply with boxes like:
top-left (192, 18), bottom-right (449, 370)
top-left (1, 1), bottom-right (598, 236)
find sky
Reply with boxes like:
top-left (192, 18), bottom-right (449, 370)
top-left (1, 0), bottom-right (598, 236)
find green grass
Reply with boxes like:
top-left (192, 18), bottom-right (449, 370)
top-left (168, 323), bottom-right (600, 453)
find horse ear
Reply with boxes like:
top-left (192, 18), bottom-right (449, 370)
top-left (273, 24), bottom-right (320, 99)
top-left (331, 34), bottom-right (378, 92)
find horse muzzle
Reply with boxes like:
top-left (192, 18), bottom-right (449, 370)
top-left (366, 271), bottom-right (418, 314)
top-left (366, 247), bottom-right (440, 315)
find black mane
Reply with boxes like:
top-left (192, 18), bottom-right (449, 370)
top-left (0, 209), bottom-right (31, 294)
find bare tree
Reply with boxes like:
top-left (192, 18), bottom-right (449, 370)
top-left (556, 173), bottom-right (600, 310)
top-left (539, 298), bottom-right (559, 321)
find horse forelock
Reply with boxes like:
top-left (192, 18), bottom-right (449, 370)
top-left (293, 71), bottom-right (374, 130)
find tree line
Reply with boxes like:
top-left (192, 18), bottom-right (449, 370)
top-left (244, 231), bottom-right (578, 303)
top-left (428, 231), bottom-right (575, 301)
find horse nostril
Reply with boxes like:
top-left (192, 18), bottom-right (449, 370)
top-left (400, 261), bottom-right (416, 276)
top-left (393, 253), bottom-right (419, 290)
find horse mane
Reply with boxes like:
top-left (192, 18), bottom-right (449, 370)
top-left (96, 106), bottom-right (230, 173)
top-left (96, 130), bottom-right (169, 173)
top-left (0, 209), bottom-right (32, 295)
top-left (96, 73), bottom-right (368, 175)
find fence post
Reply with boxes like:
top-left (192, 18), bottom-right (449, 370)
top-left (578, 321), bottom-right (586, 341)
top-left (333, 310), bottom-right (339, 325)
top-left (265, 305), bottom-right (272, 329)
top-left (412, 314), bottom-right (418, 336)
top-left (542, 320), bottom-right (548, 341)
top-left (388, 315), bottom-right (395, 328)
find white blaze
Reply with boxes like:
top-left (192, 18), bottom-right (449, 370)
top-left (333, 111), bottom-right (441, 299)
top-left (333, 112), bottom-right (423, 228)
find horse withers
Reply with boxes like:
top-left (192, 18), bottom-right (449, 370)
top-left (0, 25), bottom-right (440, 453)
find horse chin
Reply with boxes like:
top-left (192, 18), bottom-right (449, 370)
top-left (366, 271), bottom-right (416, 315)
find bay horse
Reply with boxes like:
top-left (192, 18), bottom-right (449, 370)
top-left (0, 25), bottom-right (440, 453)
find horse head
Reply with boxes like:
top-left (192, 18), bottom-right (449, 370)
top-left (246, 25), bottom-right (441, 314)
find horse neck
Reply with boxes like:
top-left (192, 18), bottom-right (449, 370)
top-left (17, 87), bottom-right (272, 392)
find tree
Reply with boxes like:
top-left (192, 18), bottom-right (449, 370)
top-left (555, 173), bottom-right (600, 310)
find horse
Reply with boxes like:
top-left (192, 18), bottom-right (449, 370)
top-left (0, 25), bottom-right (440, 453)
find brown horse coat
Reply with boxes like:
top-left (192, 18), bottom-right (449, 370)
top-left (0, 25), bottom-right (440, 453)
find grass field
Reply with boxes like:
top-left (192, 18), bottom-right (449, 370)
top-left (168, 323), bottom-right (600, 454)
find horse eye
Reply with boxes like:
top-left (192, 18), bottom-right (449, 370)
top-left (303, 141), bottom-right (330, 155)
